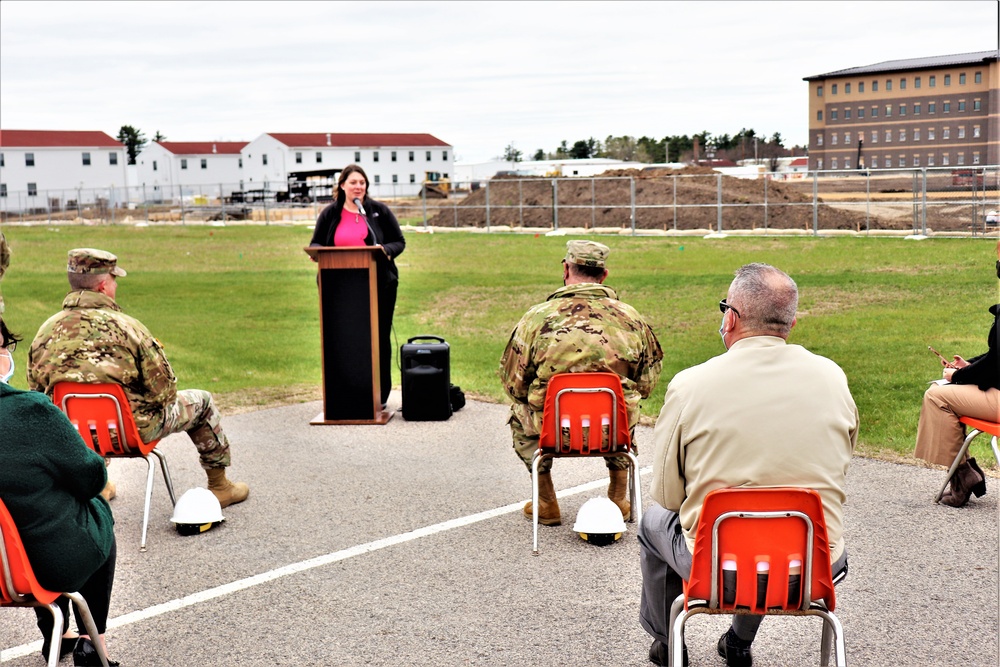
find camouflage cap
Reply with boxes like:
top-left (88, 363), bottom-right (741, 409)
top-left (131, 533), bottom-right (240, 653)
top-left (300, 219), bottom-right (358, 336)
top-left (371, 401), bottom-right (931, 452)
top-left (564, 240), bottom-right (610, 268)
top-left (67, 248), bottom-right (127, 276)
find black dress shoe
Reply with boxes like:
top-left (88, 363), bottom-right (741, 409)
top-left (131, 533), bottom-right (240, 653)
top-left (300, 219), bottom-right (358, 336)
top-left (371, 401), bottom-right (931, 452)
top-left (40, 635), bottom-right (77, 660)
top-left (718, 628), bottom-right (753, 667)
top-left (649, 638), bottom-right (688, 667)
top-left (73, 637), bottom-right (120, 667)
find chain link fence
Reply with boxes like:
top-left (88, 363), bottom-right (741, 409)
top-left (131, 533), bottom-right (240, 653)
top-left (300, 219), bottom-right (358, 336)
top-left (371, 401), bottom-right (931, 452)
top-left (1, 166), bottom-right (997, 236)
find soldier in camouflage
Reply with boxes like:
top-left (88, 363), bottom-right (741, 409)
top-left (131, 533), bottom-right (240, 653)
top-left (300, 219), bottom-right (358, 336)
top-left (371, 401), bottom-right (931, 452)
top-left (27, 248), bottom-right (250, 508)
top-left (0, 230), bottom-right (9, 315)
top-left (499, 240), bottom-right (663, 526)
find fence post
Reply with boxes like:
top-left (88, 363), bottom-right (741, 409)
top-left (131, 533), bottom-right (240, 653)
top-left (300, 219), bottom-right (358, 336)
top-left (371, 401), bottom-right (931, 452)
top-left (590, 178), bottom-right (596, 230)
top-left (812, 171), bottom-right (818, 234)
top-left (865, 170), bottom-right (871, 232)
top-left (518, 179), bottom-right (524, 229)
top-left (47, 190), bottom-right (52, 225)
top-left (716, 173), bottom-right (723, 234)
top-left (220, 184), bottom-right (227, 222)
top-left (110, 186), bottom-right (115, 224)
top-left (672, 174), bottom-right (677, 231)
top-left (921, 168), bottom-right (928, 236)
top-left (630, 177), bottom-right (636, 235)
top-left (552, 179), bottom-right (559, 230)
top-left (264, 180), bottom-right (270, 225)
top-left (763, 175), bottom-right (768, 232)
top-left (485, 180), bottom-right (490, 232)
top-left (421, 181), bottom-right (428, 227)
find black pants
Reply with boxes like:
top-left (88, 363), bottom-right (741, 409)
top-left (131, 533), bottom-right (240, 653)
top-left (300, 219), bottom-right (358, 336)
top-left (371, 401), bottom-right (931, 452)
top-left (377, 279), bottom-right (398, 405)
top-left (35, 536), bottom-right (116, 639)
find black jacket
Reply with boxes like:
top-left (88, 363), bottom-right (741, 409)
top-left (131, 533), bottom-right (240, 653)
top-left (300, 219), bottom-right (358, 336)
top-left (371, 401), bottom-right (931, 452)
top-left (951, 304), bottom-right (999, 392)
top-left (309, 197), bottom-right (406, 283)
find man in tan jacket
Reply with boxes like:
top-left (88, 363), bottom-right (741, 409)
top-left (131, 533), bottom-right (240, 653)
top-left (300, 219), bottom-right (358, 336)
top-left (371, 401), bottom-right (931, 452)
top-left (639, 263), bottom-right (858, 667)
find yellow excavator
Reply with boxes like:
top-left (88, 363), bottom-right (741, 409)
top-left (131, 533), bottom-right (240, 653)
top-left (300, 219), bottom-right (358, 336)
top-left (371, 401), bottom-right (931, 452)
top-left (421, 171), bottom-right (450, 198)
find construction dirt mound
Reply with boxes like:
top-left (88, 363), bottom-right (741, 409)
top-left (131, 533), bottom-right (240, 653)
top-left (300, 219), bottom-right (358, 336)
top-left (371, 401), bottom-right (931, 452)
top-left (426, 167), bottom-right (908, 232)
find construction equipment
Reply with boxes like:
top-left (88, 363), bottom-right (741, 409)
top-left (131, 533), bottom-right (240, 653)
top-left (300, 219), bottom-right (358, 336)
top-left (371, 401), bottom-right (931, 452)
top-left (421, 172), bottom-right (449, 198)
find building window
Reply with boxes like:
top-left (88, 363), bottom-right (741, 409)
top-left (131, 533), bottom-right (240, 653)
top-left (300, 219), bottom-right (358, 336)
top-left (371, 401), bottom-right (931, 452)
top-left (109, 152), bottom-right (118, 165)
top-left (958, 126), bottom-right (965, 139)
top-left (0, 184), bottom-right (6, 197)
top-left (885, 130), bottom-right (892, 143)
top-left (27, 183), bottom-right (37, 196)
top-left (929, 102), bottom-right (936, 114)
top-left (263, 154), bottom-right (268, 165)
top-left (871, 130), bottom-right (878, 144)
top-left (973, 125), bottom-right (981, 138)
top-left (0, 154), bottom-right (3, 167)
top-left (831, 109), bottom-right (838, 120)
top-left (943, 127), bottom-right (950, 139)
top-left (958, 100), bottom-right (965, 112)
top-left (885, 79), bottom-right (892, 91)
top-left (426, 151), bottom-right (431, 161)
top-left (831, 134), bottom-right (838, 145)
top-left (871, 106), bottom-right (878, 117)
top-left (929, 75), bottom-right (936, 87)
top-left (373, 175), bottom-right (380, 184)
top-left (391, 151), bottom-right (397, 162)
top-left (374, 151), bottom-right (380, 162)
top-left (25, 153), bottom-right (34, 167)
top-left (899, 78), bottom-right (906, 89)
top-left (181, 159), bottom-right (188, 169)
top-left (295, 152), bottom-right (302, 164)
top-left (354, 151), bottom-right (361, 162)
top-left (82, 152), bottom-right (91, 166)
top-left (845, 83), bottom-right (851, 94)
top-left (872, 80), bottom-right (878, 92)
top-left (942, 153), bottom-right (949, 166)
top-left (817, 110), bottom-right (823, 121)
top-left (899, 104), bottom-right (906, 116)
top-left (843, 158), bottom-right (850, 169)
top-left (816, 134), bottom-right (823, 146)
top-left (200, 159), bottom-right (207, 169)
top-left (957, 153), bottom-right (965, 165)
top-left (973, 99), bottom-right (981, 111)
top-left (885, 104), bottom-right (892, 117)
top-left (392, 174), bottom-right (398, 184)
top-left (975, 71), bottom-right (982, 83)
top-left (316, 152), bottom-right (322, 163)
top-left (912, 155), bottom-right (920, 166)
top-left (844, 108), bottom-right (851, 119)
top-left (858, 82), bottom-right (864, 93)
top-left (816, 158), bottom-right (823, 170)
top-left (899, 129), bottom-right (906, 142)
top-left (845, 132), bottom-right (852, 144)
top-left (898, 155), bottom-right (906, 167)
top-left (944, 74), bottom-right (951, 86)
top-left (972, 152), bottom-right (980, 164)
top-left (153, 160), bottom-right (158, 171)
top-left (943, 102), bottom-right (951, 113)
top-left (928, 128), bottom-right (935, 140)
top-left (832, 84), bottom-right (838, 95)
top-left (857, 107), bottom-right (864, 118)
top-left (238, 158), bottom-right (243, 168)
top-left (915, 76), bottom-right (921, 88)
top-left (914, 128), bottom-right (920, 141)
top-left (409, 151), bottom-right (414, 161)
top-left (831, 157), bottom-right (838, 169)
top-left (409, 174), bottom-right (416, 183)
top-left (442, 151), bottom-right (448, 161)
top-left (959, 73), bottom-right (966, 85)
top-left (914, 103), bottom-right (921, 115)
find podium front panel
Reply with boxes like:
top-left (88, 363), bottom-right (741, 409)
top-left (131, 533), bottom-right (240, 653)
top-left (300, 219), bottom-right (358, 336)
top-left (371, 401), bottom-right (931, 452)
top-left (319, 267), bottom-right (377, 421)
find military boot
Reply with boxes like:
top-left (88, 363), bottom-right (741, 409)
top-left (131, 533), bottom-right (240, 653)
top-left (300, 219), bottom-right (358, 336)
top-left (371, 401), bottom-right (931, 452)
top-left (608, 468), bottom-right (631, 521)
top-left (523, 471), bottom-right (561, 525)
top-left (206, 468), bottom-right (250, 508)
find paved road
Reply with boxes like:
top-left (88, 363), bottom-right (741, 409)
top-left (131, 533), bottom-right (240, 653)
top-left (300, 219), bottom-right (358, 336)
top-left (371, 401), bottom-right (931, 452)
top-left (2, 395), bottom-right (997, 666)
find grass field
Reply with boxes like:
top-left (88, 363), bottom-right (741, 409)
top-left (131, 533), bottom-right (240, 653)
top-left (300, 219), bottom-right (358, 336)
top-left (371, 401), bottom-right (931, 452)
top-left (2, 223), bottom-right (997, 465)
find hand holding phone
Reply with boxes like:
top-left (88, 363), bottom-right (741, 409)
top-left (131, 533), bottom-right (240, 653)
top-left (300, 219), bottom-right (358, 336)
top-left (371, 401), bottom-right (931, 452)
top-left (928, 345), bottom-right (952, 367)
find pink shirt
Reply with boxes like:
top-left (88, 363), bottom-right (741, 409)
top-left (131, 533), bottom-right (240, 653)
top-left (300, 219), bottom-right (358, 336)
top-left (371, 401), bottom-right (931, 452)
top-left (333, 208), bottom-right (369, 247)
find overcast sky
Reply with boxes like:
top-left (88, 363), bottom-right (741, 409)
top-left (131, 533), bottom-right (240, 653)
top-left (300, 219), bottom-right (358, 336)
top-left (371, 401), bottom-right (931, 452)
top-left (2, 1), bottom-right (997, 163)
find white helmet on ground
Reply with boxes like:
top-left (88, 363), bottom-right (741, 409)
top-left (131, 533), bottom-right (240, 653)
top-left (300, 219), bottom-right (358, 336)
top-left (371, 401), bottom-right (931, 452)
top-left (171, 488), bottom-right (225, 535)
top-left (573, 497), bottom-right (627, 546)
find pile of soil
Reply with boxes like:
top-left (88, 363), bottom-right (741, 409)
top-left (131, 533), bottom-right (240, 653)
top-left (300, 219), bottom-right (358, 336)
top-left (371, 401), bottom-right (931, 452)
top-left (426, 167), bottom-right (906, 232)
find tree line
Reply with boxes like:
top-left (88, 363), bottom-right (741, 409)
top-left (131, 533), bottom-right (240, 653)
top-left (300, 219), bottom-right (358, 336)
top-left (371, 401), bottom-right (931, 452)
top-left (503, 129), bottom-right (806, 171)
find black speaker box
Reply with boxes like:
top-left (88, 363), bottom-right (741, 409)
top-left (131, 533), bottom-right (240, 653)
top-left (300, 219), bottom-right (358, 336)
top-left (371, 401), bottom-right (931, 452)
top-left (401, 335), bottom-right (452, 421)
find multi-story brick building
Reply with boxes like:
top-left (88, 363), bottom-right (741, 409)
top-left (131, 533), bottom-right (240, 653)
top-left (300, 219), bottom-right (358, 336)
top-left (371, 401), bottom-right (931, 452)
top-left (804, 50), bottom-right (999, 171)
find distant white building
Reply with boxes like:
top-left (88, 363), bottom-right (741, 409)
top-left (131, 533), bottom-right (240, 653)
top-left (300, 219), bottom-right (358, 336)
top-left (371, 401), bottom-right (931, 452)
top-left (240, 132), bottom-right (453, 199)
top-left (454, 158), bottom-right (652, 185)
top-left (136, 141), bottom-right (248, 200)
top-left (0, 129), bottom-right (129, 211)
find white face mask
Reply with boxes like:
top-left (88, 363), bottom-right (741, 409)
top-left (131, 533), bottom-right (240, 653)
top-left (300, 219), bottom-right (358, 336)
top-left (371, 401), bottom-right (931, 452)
top-left (0, 348), bottom-right (13, 384)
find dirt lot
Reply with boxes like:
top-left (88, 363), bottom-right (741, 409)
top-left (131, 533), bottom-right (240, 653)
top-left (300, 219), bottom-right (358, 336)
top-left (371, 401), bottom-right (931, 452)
top-left (425, 167), bottom-right (998, 233)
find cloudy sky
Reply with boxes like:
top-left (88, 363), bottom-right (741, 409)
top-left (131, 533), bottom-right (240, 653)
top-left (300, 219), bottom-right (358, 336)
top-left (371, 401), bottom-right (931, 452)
top-left (1, 1), bottom-right (997, 162)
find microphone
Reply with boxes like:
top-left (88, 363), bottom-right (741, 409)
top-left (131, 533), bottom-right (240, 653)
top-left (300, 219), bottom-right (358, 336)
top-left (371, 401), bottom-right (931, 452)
top-left (354, 198), bottom-right (378, 246)
top-left (353, 198), bottom-right (367, 216)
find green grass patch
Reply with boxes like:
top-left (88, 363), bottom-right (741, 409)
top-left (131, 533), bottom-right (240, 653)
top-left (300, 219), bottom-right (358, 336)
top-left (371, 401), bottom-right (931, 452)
top-left (2, 224), bottom-right (997, 462)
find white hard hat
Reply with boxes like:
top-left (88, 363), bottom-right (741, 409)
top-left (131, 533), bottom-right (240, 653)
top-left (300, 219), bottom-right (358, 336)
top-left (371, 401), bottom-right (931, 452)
top-left (572, 497), bottom-right (627, 546)
top-left (170, 488), bottom-right (225, 535)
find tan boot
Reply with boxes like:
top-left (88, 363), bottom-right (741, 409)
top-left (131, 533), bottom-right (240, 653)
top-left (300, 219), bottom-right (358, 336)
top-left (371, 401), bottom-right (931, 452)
top-left (100, 480), bottom-right (116, 501)
top-left (523, 471), bottom-right (561, 526)
top-left (206, 468), bottom-right (250, 508)
top-left (608, 468), bottom-right (631, 521)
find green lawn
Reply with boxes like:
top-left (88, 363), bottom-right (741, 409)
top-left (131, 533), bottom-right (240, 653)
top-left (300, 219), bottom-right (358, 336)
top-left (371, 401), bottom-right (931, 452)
top-left (2, 224), bottom-right (997, 463)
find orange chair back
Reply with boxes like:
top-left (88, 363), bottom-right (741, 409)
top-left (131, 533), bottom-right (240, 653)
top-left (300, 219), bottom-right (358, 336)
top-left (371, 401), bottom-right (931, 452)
top-left (52, 382), bottom-right (158, 457)
top-left (0, 498), bottom-right (60, 606)
top-left (684, 487), bottom-right (837, 613)
top-left (538, 372), bottom-right (631, 456)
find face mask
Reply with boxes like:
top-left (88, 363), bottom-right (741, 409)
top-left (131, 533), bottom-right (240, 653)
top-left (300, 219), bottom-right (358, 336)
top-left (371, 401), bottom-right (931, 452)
top-left (0, 349), bottom-right (13, 384)
top-left (718, 313), bottom-right (729, 349)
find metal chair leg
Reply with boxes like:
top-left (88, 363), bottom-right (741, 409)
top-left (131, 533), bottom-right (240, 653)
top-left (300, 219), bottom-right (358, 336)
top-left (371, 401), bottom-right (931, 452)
top-left (625, 452), bottom-right (642, 524)
top-left (936, 428), bottom-right (980, 502)
top-left (531, 454), bottom-right (541, 556)
top-left (64, 591), bottom-right (111, 667)
top-left (140, 456), bottom-right (156, 552)
top-left (150, 449), bottom-right (177, 506)
top-left (40, 602), bottom-right (64, 667)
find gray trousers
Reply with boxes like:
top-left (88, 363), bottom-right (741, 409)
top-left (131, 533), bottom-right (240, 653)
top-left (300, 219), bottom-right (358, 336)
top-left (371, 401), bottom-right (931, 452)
top-left (638, 503), bottom-right (848, 646)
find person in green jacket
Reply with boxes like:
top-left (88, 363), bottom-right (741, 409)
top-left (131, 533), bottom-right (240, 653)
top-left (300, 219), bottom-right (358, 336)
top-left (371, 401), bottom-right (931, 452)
top-left (0, 337), bottom-right (120, 666)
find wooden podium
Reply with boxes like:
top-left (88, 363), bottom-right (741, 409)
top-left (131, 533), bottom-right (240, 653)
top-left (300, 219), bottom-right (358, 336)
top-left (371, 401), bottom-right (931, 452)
top-left (305, 246), bottom-right (393, 425)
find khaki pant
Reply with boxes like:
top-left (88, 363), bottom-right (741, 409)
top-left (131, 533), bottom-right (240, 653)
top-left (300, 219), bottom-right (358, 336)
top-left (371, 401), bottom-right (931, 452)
top-left (914, 383), bottom-right (1000, 467)
top-left (146, 389), bottom-right (232, 469)
top-left (508, 407), bottom-right (634, 474)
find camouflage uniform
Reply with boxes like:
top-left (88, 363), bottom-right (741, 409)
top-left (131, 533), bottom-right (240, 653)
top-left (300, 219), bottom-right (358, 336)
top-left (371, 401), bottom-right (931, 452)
top-left (26, 249), bottom-right (232, 469)
top-left (499, 241), bottom-right (663, 474)
top-left (0, 230), bottom-right (9, 314)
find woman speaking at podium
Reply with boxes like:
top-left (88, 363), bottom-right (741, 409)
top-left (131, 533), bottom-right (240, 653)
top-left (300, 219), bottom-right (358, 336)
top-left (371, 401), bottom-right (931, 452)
top-left (310, 164), bottom-right (406, 407)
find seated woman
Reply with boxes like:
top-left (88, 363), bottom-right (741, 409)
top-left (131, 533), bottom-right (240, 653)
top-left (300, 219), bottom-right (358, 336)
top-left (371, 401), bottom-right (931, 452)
top-left (0, 316), bottom-right (120, 666)
top-left (914, 242), bottom-right (1000, 507)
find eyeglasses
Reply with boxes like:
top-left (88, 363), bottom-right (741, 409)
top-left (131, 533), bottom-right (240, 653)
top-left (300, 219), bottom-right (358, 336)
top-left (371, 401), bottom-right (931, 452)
top-left (719, 299), bottom-right (741, 318)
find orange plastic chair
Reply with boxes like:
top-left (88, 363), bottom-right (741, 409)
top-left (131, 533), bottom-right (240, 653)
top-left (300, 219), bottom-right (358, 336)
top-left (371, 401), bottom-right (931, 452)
top-left (667, 487), bottom-right (847, 667)
top-left (0, 499), bottom-right (111, 667)
top-left (935, 416), bottom-right (1000, 503)
top-left (52, 382), bottom-right (177, 552)
top-left (531, 372), bottom-right (640, 554)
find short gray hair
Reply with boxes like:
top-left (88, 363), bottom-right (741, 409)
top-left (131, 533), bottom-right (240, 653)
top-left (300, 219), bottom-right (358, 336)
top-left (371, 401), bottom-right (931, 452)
top-left (68, 271), bottom-right (109, 292)
top-left (729, 263), bottom-right (798, 337)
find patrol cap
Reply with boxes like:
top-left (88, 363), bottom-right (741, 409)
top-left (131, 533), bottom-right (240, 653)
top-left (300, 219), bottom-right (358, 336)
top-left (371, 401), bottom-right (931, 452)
top-left (564, 240), bottom-right (610, 269)
top-left (67, 248), bottom-right (127, 277)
